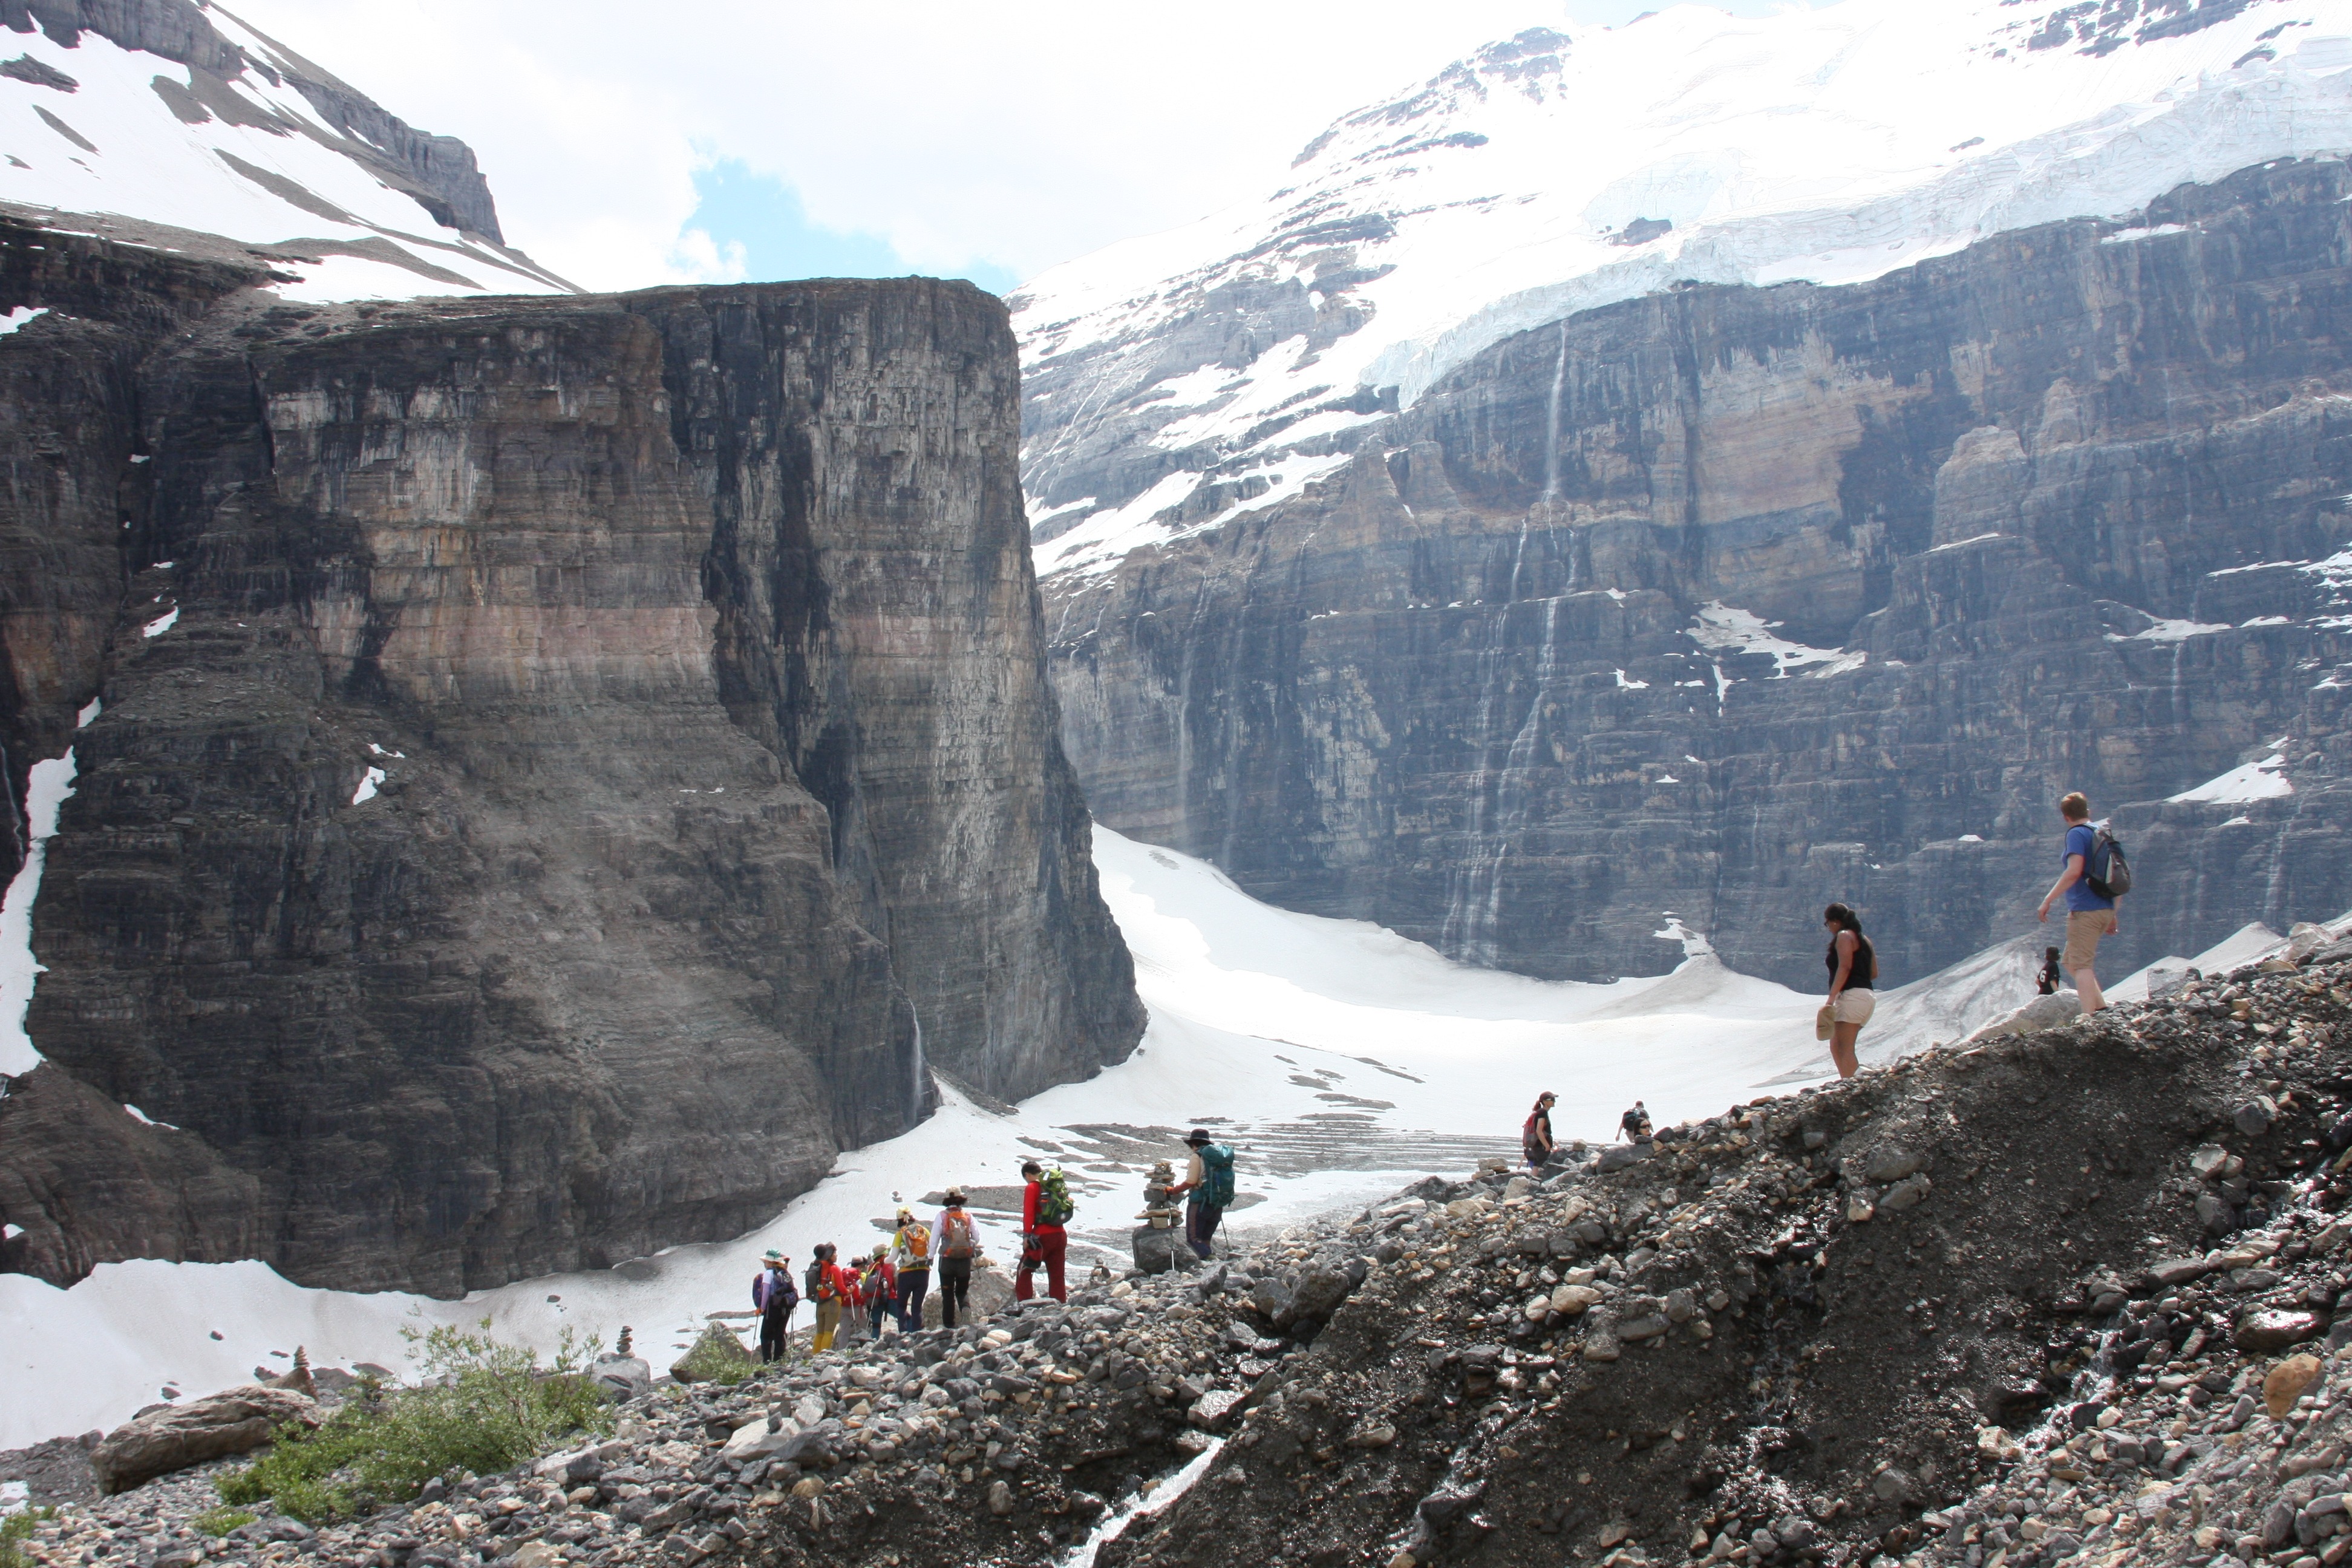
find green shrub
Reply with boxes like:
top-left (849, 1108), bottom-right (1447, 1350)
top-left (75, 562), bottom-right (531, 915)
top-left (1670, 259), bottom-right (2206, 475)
top-left (673, 1323), bottom-right (756, 1386)
top-left (190, 1508), bottom-right (256, 1538)
top-left (216, 1321), bottom-right (610, 1523)
top-left (1, 1508), bottom-right (54, 1568)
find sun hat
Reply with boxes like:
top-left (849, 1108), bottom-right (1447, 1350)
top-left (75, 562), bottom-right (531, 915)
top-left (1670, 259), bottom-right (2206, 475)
top-left (1184, 1128), bottom-right (1212, 1145)
top-left (762, 1249), bottom-right (785, 1264)
top-left (944, 1189), bottom-right (967, 1204)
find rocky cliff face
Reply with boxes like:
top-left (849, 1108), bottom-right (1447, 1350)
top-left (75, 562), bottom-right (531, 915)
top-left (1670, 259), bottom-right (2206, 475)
top-left (1044, 155), bottom-right (2352, 993)
top-left (0, 214), bottom-right (1141, 1296)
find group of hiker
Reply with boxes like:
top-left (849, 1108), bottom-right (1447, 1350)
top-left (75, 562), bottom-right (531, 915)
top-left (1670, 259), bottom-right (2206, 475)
top-left (743, 1128), bottom-right (1238, 1359)
top-left (1514, 789), bottom-right (2134, 1164)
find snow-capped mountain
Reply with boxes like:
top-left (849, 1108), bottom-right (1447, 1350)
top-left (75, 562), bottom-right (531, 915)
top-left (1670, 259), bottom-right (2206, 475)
top-left (0, 0), bottom-right (572, 299)
top-left (1015, 0), bottom-right (2352, 579)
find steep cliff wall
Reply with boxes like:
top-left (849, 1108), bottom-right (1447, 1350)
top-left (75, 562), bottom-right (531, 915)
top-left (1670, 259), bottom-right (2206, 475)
top-left (0, 219), bottom-right (1141, 1296)
top-left (1044, 156), bottom-right (2352, 993)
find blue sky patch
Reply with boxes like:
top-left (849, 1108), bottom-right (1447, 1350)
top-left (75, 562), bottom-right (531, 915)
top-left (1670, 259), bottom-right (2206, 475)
top-left (687, 160), bottom-right (1020, 295)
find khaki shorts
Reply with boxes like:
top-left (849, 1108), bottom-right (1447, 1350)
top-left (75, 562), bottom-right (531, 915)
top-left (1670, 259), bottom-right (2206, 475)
top-left (2063, 909), bottom-right (2117, 972)
top-left (1831, 990), bottom-right (1876, 1026)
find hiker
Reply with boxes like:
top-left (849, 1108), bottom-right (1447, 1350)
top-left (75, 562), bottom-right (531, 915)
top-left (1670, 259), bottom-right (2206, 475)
top-left (1017, 1158), bottom-right (1072, 1303)
top-left (1823, 901), bottom-right (1878, 1079)
top-left (860, 1244), bottom-right (897, 1339)
top-left (753, 1249), bottom-right (797, 1363)
top-left (807, 1243), bottom-right (852, 1353)
top-left (2037, 791), bottom-right (2120, 1012)
top-left (1522, 1092), bottom-right (1558, 1172)
top-left (1618, 1100), bottom-right (1651, 1143)
top-left (890, 1206), bottom-right (933, 1330)
top-left (935, 1190), bottom-right (977, 1327)
top-left (2036, 946), bottom-right (2063, 996)
top-left (1169, 1128), bottom-right (1236, 1260)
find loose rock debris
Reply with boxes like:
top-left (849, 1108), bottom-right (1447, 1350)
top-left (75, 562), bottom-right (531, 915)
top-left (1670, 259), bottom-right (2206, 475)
top-left (13, 958), bottom-right (2352, 1568)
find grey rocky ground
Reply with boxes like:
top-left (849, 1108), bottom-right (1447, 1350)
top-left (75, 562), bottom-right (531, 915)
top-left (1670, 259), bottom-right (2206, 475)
top-left (17, 952), bottom-right (2352, 1568)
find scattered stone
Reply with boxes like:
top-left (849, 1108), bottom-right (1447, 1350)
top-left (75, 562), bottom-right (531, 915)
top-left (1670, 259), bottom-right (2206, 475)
top-left (2235, 1308), bottom-right (2325, 1351)
top-left (2265, 1352), bottom-right (2325, 1416)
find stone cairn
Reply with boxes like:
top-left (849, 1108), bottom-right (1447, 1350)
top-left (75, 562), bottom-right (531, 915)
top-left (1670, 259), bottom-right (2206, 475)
top-left (1131, 1157), bottom-right (1193, 1275)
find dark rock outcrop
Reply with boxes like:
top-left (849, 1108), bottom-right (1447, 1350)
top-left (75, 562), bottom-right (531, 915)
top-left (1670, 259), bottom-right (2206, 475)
top-left (1042, 154), bottom-right (2352, 991)
top-left (0, 213), bottom-right (1141, 1296)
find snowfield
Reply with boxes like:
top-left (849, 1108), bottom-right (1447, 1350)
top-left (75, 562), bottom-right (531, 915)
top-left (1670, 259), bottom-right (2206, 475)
top-left (0, 7), bottom-right (572, 301)
top-left (4, 826), bottom-right (1949, 1451)
top-left (1018, 0), bottom-right (2352, 569)
top-left (4, 818), bottom-right (2336, 1447)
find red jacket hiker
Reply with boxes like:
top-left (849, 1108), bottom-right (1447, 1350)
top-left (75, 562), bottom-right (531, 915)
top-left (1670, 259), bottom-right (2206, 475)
top-left (1016, 1165), bottom-right (1068, 1303)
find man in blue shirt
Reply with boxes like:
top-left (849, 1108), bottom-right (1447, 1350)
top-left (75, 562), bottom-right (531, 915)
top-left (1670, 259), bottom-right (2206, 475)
top-left (2036, 790), bottom-right (2117, 1011)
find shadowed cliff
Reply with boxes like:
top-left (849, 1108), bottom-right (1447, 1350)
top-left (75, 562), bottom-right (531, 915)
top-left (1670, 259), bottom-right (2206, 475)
top-left (0, 212), bottom-right (1143, 1296)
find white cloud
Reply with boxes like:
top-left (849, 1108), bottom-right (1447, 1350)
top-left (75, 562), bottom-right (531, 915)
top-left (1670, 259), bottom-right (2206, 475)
top-left (219, 0), bottom-right (1702, 293)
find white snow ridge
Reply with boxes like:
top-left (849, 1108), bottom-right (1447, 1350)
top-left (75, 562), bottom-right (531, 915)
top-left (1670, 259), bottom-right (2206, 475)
top-left (0, 7), bottom-right (575, 302)
top-left (1017, 0), bottom-right (2352, 557)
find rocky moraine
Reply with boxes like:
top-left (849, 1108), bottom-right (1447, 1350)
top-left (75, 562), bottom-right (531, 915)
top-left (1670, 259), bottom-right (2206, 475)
top-left (16, 947), bottom-right (2352, 1567)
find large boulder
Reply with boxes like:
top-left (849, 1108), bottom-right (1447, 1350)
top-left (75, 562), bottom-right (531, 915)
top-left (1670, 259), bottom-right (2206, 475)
top-left (1962, 991), bottom-right (2081, 1044)
top-left (589, 1353), bottom-right (652, 1402)
top-left (1132, 1225), bottom-right (1196, 1276)
top-left (90, 1385), bottom-right (321, 1494)
top-left (1275, 1263), bottom-right (1357, 1328)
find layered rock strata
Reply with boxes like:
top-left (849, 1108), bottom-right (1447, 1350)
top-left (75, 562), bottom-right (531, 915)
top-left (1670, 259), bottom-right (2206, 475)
top-left (1043, 155), bottom-right (2352, 991)
top-left (0, 215), bottom-right (1140, 1296)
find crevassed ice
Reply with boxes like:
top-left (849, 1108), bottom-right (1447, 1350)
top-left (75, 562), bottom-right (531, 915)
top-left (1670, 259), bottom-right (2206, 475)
top-left (1018, 0), bottom-right (2352, 538)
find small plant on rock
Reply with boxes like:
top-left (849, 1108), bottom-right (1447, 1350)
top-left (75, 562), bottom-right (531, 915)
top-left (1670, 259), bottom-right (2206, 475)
top-left (190, 1508), bottom-right (257, 1538)
top-left (216, 1319), bottom-right (609, 1523)
top-left (0, 1508), bottom-right (56, 1568)
top-left (673, 1322), bottom-right (757, 1386)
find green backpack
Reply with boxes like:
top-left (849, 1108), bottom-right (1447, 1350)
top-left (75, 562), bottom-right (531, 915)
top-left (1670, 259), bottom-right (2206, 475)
top-left (1198, 1143), bottom-right (1236, 1207)
top-left (1037, 1168), bottom-right (1077, 1226)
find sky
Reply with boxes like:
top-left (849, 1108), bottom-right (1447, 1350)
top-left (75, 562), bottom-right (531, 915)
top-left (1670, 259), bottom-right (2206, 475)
top-left (226, 0), bottom-right (1824, 296)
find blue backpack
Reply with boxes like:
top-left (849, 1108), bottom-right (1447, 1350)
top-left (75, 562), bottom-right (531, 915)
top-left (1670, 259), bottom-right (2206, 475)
top-left (1198, 1143), bottom-right (1236, 1207)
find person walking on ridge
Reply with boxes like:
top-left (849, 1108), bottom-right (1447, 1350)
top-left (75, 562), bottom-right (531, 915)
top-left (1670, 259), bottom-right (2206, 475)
top-left (1169, 1128), bottom-right (1235, 1260)
top-left (753, 1249), bottom-right (797, 1363)
top-left (889, 1207), bottom-right (932, 1330)
top-left (1523, 1092), bottom-right (1558, 1172)
top-left (2037, 791), bottom-right (2119, 1013)
top-left (935, 1190), bottom-right (977, 1327)
top-left (1618, 1100), bottom-right (1651, 1143)
top-left (1823, 901), bottom-right (1877, 1079)
top-left (1017, 1159), bottom-right (1071, 1303)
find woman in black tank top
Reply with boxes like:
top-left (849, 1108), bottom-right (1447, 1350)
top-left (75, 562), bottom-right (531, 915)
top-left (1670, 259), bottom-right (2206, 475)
top-left (1823, 902), bottom-right (1878, 1079)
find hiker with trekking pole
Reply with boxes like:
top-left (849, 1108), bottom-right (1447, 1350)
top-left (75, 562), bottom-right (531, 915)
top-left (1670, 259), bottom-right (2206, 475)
top-left (1169, 1128), bottom-right (1236, 1260)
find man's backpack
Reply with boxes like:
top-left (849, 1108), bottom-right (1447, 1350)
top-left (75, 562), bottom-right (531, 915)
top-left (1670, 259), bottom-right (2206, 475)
top-left (2086, 828), bottom-right (2132, 900)
top-left (1036, 1168), bottom-right (1077, 1226)
top-left (939, 1210), bottom-right (975, 1258)
top-left (901, 1223), bottom-right (932, 1264)
top-left (756, 1268), bottom-right (796, 1315)
top-left (805, 1261), bottom-right (831, 1302)
top-left (1197, 1142), bottom-right (1236, 1208)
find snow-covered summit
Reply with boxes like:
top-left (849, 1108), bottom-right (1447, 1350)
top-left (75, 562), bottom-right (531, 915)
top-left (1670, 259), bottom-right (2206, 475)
top-left (1016, 0), bottom-right (2352, 563)
top-left (0, 1), bottom-right (573, 301)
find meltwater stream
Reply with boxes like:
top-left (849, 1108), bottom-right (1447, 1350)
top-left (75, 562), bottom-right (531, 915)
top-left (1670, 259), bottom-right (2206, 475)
top-left (1060, 1437), bottom-right (1228, 1568)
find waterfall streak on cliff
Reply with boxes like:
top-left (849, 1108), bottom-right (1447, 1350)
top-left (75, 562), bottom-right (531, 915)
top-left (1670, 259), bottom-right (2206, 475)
top-left (1440, 627), bottom-right (1514, 962)
top-left (1541, 322), bottom-right (1569, 503)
